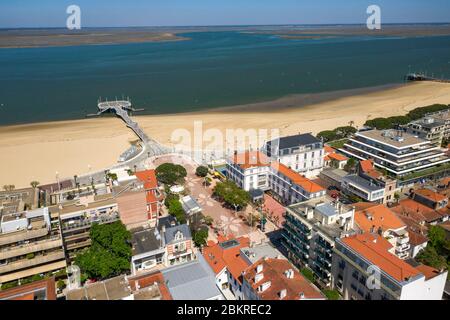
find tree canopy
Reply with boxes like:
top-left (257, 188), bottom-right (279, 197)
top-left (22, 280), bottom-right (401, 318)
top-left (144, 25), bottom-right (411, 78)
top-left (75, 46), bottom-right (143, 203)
top-left (195, 165), bottom-right (209, 177)
top-left (317, 126), bottom-right (356, 143)
top-left (75, 221), bottom-right (131, 280)
top-left (193, 229), bottom-right (209, 247)
top-left (213, 181), bottom-right (250, 209)
top-left (155, 163), bottom-right (187, 185)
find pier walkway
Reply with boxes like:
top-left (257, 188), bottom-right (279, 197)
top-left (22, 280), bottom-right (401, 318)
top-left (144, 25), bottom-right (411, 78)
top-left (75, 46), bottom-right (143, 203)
top-left (90, 100), bottom-right (169, 157)
top-left (405, 73), bottom-right (450, 83)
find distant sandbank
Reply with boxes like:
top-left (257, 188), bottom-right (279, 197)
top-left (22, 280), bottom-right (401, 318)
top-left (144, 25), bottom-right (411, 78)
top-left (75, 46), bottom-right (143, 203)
top-left (1, 81), bottom-right (450, 188)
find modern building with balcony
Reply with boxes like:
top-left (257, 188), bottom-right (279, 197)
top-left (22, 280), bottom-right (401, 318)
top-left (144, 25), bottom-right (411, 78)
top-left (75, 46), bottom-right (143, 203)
top-left (0, 207), bottom-right (66, 286)
top-left (402, 116), bottom-right (446, 147)
top-left (56, 194), bottom-right (120, 260)
top-left (263, 133), bottom-right (324, 178)
top-left (340, 129), bottom-right (450, 179)
top-left (332, 233), bottom-right (447, 300)
top-left (281, 196), bottom-right (355, 287)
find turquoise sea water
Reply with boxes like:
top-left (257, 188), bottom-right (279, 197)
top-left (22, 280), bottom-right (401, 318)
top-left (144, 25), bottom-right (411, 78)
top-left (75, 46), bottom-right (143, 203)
top-left (1, 31), bottom-right (450, 125)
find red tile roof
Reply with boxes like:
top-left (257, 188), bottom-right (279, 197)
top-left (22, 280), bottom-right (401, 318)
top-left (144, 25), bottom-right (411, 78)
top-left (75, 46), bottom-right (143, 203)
top-left (0, 277), bottom-right (56, 300)
top-left (324, 146), bottom-right (335, 154)
top-left (392, 199), bottom-right (443, 223)
top-left (328, 153), bottom-right (348, 162)
top-left (231, 151), bottom-right (270, 169)
top-left (242, 258), bottom-right (324, 300)
top-left (273, 163), bottom-right (325, 193)
top-left (341, 234), bottom-right (421, 282)
top-left (203, 236), bottom-right (251, 283)
top-left (415, 264), bottom-right (441, 280)
top-left (135, 170), bottom-right (158, 189)
top-left (360, 159), bottom-right (375, 173)
top-left (128, 271), bottom-right (172, 300)
top-left (354, 203), bottom-right (406, 233)
top-left (414, 188), bottom-right (448, 203)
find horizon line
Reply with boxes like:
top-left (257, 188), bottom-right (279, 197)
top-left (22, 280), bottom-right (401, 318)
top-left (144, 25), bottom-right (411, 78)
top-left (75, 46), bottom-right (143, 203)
top-left (1, 21), bottom-right (450, 30)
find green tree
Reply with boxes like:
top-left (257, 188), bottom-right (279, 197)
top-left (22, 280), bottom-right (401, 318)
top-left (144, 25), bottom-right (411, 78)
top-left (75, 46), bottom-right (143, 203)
top-left (317, 130), bottom-right (338, 143)
top-left (344, 158), bottom-right (357, 172)
top-left (193, 229), bottom-right (209, 247)
top-left (156, 163), bottom-right (187, 185)
top-left (323, 289), bottom-right (340, 300)
top-left (168, 199), bottom-right (186, 224)
top-left (30, 181), bottom-right (40, 189)
top-left (427, 226), bottom-right (447, 252)
top-left (57, 279), bottom-right (66, 291)
top-left (213, 181), bottom-right (250, 209)
top-left (416, 245), bottom-right (447, 270)
top-left (75, 221), bottom-right (131, 280)
top-left (195, 165), bottom-right (209, 177)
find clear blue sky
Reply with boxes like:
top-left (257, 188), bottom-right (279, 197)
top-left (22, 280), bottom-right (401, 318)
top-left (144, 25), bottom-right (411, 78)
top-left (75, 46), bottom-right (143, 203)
top-left (1, 0), bottom-right (449, 28)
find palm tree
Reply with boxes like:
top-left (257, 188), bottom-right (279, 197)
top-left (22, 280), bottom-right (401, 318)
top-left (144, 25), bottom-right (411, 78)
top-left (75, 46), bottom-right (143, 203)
top-left (30, 181), bottom-right (40, 189)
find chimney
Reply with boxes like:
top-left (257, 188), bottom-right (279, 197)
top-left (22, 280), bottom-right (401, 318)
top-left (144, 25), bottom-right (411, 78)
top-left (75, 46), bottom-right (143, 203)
top-left (279, 289), bottom-right (287, 299)
top-left (299, 292), bottom-right (305, 300)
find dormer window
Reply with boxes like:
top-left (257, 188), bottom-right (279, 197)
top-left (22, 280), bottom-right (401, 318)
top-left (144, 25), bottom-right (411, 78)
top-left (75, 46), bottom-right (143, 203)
top-left (174, 230), bottom-right (184, 241)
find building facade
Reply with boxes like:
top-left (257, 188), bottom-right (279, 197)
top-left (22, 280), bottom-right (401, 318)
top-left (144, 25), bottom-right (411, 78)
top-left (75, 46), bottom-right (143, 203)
top-left (226, 151), bottom-right (326, 206)
top-left (281, 196), bottom-right (355, 287)
top-left (340, 129), bottom-right (450, 178)
top-left (0, 207), bottom-right (66, 286)
top-left (263, 133), bottom-right (324, 178)
top-left (332, 233), bottom-right (447, 300)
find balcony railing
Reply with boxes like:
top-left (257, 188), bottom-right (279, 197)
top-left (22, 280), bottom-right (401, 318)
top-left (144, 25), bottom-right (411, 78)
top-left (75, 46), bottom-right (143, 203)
top-left (0, 251), bottom-right (65, 274)
top-left (0, 237), bottom-right (63, 260)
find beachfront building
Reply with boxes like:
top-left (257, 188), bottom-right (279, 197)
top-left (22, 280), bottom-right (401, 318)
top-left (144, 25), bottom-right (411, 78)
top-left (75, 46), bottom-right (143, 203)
top-left (0, 187), bottom-right (38, 215)
top-left (353, 203), bottom-right (411, 259)
top-left (226, 151), bottom-right (325, 206)
top-left (281, 196), bottom-right (355, 287)
top-left (263, 133), bottom-right (324, 178)
top-left (332, 233), bottom-right (447, 300)
top-left (56, 194), bottom-right (120, 260)
top-left (241, 257), bottom-right (325, 300)
top-left (0, 207), bottom-right (66, 286)
top-left (427, 108), bottom-right (450, 139)
top-left (340, 129), bottom-right (450, 181)
top-left (402, 116), bottom-right (446, 147)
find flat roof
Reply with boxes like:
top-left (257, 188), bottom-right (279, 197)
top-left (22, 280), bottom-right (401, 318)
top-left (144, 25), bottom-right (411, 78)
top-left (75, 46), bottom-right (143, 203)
top-left (356, 129), bottom-right (427, 148)
top-left (162, 255), bottom-right (222, 300)
top-left (343, 174), bottom-right (384, 192)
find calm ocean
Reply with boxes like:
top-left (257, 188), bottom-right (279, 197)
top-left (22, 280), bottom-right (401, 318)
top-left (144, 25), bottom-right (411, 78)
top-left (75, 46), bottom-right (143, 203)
top-left (1, 31), bottom-right (450, 125)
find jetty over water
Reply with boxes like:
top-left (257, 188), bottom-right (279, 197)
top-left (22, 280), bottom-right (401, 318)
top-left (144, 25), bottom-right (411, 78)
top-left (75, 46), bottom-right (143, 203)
top-left (405, 73), bottom-right (450, 83)
top-left (88, 99), bottom-right (169, 156)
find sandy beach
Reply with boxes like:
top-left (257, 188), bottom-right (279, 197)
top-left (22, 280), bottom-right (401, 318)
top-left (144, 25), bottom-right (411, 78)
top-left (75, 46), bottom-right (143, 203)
top-left (1, 81), bottom-right (450, 188)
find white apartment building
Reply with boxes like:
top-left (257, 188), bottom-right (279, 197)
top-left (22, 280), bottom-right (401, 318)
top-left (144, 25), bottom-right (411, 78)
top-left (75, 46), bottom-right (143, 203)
top-left (332, 233), bottom-right (447, 300)
top-left (340, 129), bottom-right (450, 178)
top-left (263, 133), bottom-right (324, 178)
top-left (282, 196), bottom-right (355, 287)
top-left (403, 117), bottom-right (446, 146)
top-left (226, 151), bottom-right (325, 206)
